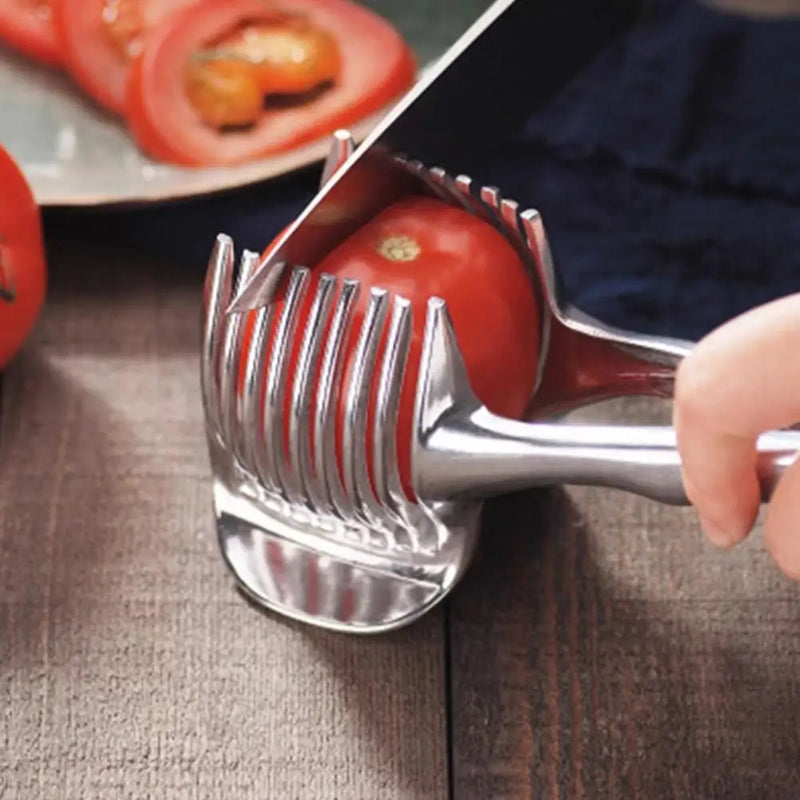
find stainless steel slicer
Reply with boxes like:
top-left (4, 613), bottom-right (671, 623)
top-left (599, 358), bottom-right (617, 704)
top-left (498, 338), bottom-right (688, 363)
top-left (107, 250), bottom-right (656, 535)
top-left (201, 0), bottom-right (800, 633)
top-left (200, 130), bottom-right (800, 634)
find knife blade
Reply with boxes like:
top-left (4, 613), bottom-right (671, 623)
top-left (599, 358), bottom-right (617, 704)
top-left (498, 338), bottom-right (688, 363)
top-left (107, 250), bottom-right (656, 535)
top-left (227, 0), bottom-right (646, 314)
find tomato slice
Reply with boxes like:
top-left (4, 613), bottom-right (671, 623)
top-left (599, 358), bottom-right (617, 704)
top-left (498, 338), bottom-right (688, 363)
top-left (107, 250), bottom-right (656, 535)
top-left (125, 0), bottom-right (416, 166)
top-left (211, 17), bottom-right (343, 96)
top-left (245, 196), bottom-right (541, 498)
top-left (0, 1), bottom-right (61, 65)
top-left (0, 146), bottom-right (46, 370)
top-left (183, 14), bottom-right (346, 129)
top-left (53, 0), bottom-right (197, 114)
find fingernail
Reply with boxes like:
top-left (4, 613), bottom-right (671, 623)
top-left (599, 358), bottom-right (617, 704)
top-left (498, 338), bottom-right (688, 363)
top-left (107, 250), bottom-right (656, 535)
top-left (698, 514), bottom-right (734, 548)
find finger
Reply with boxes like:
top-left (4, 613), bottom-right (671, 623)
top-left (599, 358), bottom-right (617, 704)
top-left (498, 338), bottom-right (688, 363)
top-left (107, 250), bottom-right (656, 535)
top-left (764, 455), bottom-right (800, 580)
top-left (673, 411), bottom-right (759, 548)
top-left (673, 293), bottom-right (800, 548)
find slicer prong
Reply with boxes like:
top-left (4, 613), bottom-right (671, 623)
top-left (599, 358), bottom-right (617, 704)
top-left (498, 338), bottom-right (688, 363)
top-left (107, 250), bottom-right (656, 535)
top-left (320, 129), bottom-right (355, 188)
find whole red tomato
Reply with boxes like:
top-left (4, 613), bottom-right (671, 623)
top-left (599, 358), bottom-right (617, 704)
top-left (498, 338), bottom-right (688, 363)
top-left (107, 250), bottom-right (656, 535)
top-left (248, 195), bottom-right (541, 498)
top-left (0, 147), bottom-right (46, 370)
top-left (0, 0), bottom-right (61, 66)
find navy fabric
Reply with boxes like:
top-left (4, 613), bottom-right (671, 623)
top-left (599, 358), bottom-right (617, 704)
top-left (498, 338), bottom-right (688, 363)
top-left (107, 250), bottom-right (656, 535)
top-left (84, 0), bottom-right (800, 341)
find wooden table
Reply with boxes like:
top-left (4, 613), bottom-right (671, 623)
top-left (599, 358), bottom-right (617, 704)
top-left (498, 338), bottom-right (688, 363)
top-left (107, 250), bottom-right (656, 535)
top-left (3, 234), bottom-right (800, 799)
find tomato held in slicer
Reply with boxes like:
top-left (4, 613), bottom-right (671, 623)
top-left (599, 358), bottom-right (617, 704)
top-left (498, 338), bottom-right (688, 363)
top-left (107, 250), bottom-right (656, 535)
top-left (0, 0), bottom-right (61, 65)
top-left (244, 196), bottom-right (541, 498)
top-left (125, 0), bottom-right (416, 166)
top-left (53, 0), bottom-right (198, 114)
top-left (0, 146), bottom-right (47, 370)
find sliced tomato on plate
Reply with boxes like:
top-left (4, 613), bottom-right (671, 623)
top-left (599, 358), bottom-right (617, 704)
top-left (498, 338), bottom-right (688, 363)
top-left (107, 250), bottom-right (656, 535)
top-left (0, 0), bottom-right (61, 65)
top-left (125, 0), bottom-right (416, 166)
top-left (246, 196), bottom-right (541, 498)
top-left (0, 145), bottom-right (46, 370)
top-left (53, 0), bottom-right (198, 114)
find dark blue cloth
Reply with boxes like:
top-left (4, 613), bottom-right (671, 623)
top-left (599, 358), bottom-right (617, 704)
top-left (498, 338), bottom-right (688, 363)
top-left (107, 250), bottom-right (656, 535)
top-left (78, 0), bottom-right (800, 341)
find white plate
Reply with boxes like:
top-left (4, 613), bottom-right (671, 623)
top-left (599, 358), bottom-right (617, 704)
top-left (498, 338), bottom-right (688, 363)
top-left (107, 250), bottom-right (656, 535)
top-left (0, 1), bottom-right (490, 208)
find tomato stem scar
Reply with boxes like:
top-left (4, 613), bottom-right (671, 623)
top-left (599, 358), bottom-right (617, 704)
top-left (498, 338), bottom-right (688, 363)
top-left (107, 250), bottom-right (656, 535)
top-left (376, 234), bottom-right (420, 262)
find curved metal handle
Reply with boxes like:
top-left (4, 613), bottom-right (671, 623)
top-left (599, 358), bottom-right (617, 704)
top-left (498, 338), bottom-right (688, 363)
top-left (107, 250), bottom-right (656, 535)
top-left (531, 307), bottom-right (694, 417)
top-left (418, 407), bottom-right (800, 505)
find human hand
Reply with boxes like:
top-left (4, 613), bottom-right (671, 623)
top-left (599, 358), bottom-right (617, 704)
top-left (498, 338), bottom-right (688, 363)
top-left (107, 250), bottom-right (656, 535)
top-left (674, 293), bottom-right (800, 578)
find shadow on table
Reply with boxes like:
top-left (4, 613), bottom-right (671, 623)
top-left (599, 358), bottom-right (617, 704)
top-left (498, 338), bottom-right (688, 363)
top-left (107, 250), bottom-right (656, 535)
top-left (0, 351), bottom-right (123, 668)
top-left (234, 587), bottom-right (450, 799)
top-left (1, 233), bottom-right (450, 799)
top-left (447, 485), bottom-right (800, 800)
top-left (0, 235), bottom-right (209, 669)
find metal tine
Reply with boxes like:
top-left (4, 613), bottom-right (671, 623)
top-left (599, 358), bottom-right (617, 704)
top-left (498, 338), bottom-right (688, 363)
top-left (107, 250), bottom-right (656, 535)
top-left (411, 295), bottom-right (474, 502)
top-left (220, 250), bottom-right (260, 465)
top-left (232, 249), bottom-right (290, 316)
top-left (314, 278), bottom-right (360, 519)
top-left (452, 174), bottom-right (496, 224)
top-left (264, 267), bottom-right (311, 499)
top-left (201, 234), bottom-right (235, 445)
top-left (423, 163), bottom-right (549, 302)
top-left (242, 303), bottom-right (276, 490)
top-left (394, 157), bottom-right (486, 227)
top-left (342, 287), bottom-right (392, 525)
top-left (520, 207), bottom-right (555, 277)
top-left (416, 165), bottom-right (530, 262)
top-left (373, 295), bottom-right (413, 523)
top-left (478, 185), bottom-right (505, 228)
top-left (320, 129), bottom-right (355, 188)
top-left (480, 186), bottom-right (544, 282)
top-left (519, 207), bottom-right (562, 312)
top-left (241, 255), bottom-right (288, 490)
top-left (391, 154), bottom-right (448, 204)
top-left (405, 160), bottom-right (453, 203)
top-left (479, 186), bottom-right (522, 245)
top-left (287, 273), bottom-right (337, 509)
top-left (427, 167), bottom-right (473, 213)
top-left (498, 197), bottom-right (525, 246)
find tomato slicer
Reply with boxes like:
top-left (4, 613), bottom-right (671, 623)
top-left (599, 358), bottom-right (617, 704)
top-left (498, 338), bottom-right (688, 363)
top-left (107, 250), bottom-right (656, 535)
top-left (200, 132), bottom-right (800, 634)
top-left (201, 0), bottom-right (799, 633)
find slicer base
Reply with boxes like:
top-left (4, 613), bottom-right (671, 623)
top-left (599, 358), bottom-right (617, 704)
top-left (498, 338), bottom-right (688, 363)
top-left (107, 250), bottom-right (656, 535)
top-left (213, 481), bottom-right (474, 633)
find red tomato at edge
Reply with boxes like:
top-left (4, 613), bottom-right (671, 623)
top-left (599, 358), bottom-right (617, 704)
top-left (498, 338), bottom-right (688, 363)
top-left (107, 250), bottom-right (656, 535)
top-left (246, 196), bottom-right (541, 499)
top-left (0, 147), bottom-right (46, 370)
top-left (0, 1), bottom-right (61, 66)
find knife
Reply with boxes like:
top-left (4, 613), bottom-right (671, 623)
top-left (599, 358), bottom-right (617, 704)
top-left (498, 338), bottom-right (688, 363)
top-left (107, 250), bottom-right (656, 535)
top-left (227, 0), bottom-right (647, 314)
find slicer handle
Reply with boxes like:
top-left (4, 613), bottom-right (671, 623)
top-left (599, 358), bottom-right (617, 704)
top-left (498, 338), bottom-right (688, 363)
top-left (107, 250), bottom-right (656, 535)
top-left (418, 409), bottom-right (800, 505)
top-left (532, 309), bottom-right (693, 416)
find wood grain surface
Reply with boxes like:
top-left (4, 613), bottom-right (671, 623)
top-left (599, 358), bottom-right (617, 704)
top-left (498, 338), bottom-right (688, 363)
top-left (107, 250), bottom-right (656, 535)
top-left (3, 235), bottom-right (800, 799)
top-left (0, 236), bottom-right (448, 800)
top-left (449, 400), bottom-right (800, 800)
